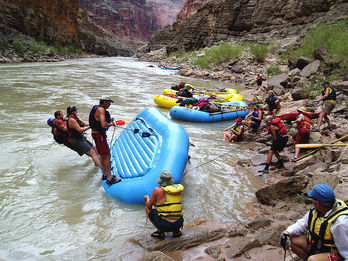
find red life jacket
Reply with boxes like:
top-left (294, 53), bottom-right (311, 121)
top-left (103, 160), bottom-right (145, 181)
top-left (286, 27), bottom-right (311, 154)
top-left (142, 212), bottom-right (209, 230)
top-left (268, 117), bottom-right (287, 139)
top-left (298, 115), bottom-right (311, 129)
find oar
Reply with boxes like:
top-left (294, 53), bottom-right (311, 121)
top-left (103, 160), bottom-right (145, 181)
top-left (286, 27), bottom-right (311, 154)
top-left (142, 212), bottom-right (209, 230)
top-left (296, 134), bottom-right (348, 161)
top-left (295, 143), bottom-right (347, 149)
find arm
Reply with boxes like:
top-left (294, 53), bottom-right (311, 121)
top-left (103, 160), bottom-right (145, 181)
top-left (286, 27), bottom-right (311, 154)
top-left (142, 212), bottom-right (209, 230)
top-left (145, 187), bottom-right (161, 212)
top-left (284, 211), bottom-right (310, 236)
top-left (255, 110), bottom-right (263, 122)
top-left (96, 107), bottom-right (114, 128)
top-left (291, 114), bottom-right (304, 124)
top-left (68, 118), bottom-right (89, 133)
top-left (231, 125), bottom-right (243, 136)
top-left (224, 124), bottom-right (236, 131)
top-left (331, 215), bottom-right (348, 259)
top-left (270, 124), bottom-right (278, 141)
top-left (315, 88), bottom-right (330, 102)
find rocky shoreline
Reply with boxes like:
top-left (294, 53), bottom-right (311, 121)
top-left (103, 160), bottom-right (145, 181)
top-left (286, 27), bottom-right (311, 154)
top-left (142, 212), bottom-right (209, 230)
top-left (133, 51), bottom-right (348, 260)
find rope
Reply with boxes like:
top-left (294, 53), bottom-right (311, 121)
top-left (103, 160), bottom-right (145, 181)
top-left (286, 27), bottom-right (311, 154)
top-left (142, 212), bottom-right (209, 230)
top-left (183, 139), bottom-right (253, 176)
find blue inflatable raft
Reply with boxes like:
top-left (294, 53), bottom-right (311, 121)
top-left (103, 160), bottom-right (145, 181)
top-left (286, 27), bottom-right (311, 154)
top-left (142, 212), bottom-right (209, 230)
top-left (103, 107), bottom-right (189, 204)
top-left (169, 101), bottom-right (250, 122)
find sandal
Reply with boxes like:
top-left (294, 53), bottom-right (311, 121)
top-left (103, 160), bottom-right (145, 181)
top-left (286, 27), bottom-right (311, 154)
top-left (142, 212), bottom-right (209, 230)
top-left (151, 230), bottom-right (165, 240)
top-left (173, 231), bottom-right (182, 238)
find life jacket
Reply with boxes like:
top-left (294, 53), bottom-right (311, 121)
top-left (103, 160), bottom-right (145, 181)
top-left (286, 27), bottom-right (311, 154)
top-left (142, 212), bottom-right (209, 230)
top-left (265, 96), bottom-right (279, 111)
top-left (322, 86), bottom-right (336, 103)
top-left (268, 117), bottom-right (287, 139)
top-left (52, 119), bottom-right (68, 144)
top-left (67, 114), bottom-right (86, 139)
top-left (307, 199), bottom-right (348, 255)
top-left (252, 110), bottom-right (261, 125)
top-left (297, 114), bottom-right (311, 129)
top-left (231, 124), bottom-right (243, 136)
top-left (156, 184), bottom-right (184, 218)
top-left (177, 88), bottom-right (193, 98)
top-left (89, 105), bottom-right (111, 133)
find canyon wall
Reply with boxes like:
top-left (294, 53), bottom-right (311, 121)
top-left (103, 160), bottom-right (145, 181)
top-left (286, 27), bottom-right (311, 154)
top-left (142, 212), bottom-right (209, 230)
top-left (148, 0), bottom-right (348, 53)
top-left (0, 0), bottom-right (80, 46)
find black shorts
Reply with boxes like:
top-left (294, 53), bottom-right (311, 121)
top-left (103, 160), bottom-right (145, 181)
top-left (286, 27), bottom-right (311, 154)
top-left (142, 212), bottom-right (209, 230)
top-left (148, 209), bottom-right (184, 232)
top-left (270, 136), bottom-right (288, 152)
top-left (68, 137), bottom-right (93, 156)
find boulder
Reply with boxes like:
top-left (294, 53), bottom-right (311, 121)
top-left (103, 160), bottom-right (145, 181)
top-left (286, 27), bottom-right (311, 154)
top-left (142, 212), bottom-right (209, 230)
top-left (296, 56), bottom-right (314, 70)
top-left (313, 48), bottom-right (331, 64)
top-left (305, 172), bottom-right (341, 193)
top-left (291, 87), bottom-right (305, 100)
top-left (336, 81), bottom-right (348, 94)
top-left (205, 246), bottom-right (221, 258)
top-left (255, 176), bottom-right (309, 205)
top-left (246, 216), bottom-right (271, 230)
top-left (288, 57), bottom-right (298, 70)
top-left (267, 73), bottom-right (288, 89)
top-left (300, 60), bottom-right (320, 77)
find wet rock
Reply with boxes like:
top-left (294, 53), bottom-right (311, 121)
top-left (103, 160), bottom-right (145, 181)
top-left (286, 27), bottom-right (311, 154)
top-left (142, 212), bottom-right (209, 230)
top-left (141, 251), bottom-right (174, 261)
top-left (293, 154), bottom-right (317, 172)
top-left (255, 176), bottom-right (308, 205)
top-left (300, 60), bottom-right (320, 77)
top-left (205, 245), bottom-right (221, 258)
top-left (232, 239), bottom-right (262, 257)
top-left (246, 216), bottom-right (271, 230)
top-left (258, 225), bottom-right (286, 247)
top-left (129, 218), bottom-right (232, 252)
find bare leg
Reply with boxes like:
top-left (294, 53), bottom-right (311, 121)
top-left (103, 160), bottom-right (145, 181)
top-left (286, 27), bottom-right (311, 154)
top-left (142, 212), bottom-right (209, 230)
top-left (100, 153), bottom-right (112, 181)
top-left (317, 112), bottom-right (326, 130)
top-left (323, 115), bottom-right (331, 128)
top-left (274, 150), bottom-right (281, 160)
top-left (266, 150), bottom-right (274, 164)
top-left (86, 148), bottom-right (102, 169)
top-left (307, 253), bottom-right (330, 261)
top-left (294, 147), bottom-right (301, 159)
top-left (289, 235), bottom-right (309, 260)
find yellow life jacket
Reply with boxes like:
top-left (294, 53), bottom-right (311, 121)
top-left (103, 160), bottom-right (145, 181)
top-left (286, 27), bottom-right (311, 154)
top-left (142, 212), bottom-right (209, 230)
top-left (156, 184), bottom-right (184, 218)
top-left (308, 199), bottom-right (348, 254)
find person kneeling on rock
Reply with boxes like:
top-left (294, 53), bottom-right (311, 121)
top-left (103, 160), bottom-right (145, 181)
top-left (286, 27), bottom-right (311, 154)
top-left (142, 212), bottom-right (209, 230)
top-left (144, 171), bottom-right (184, 240)
top-left (281, 184), bottom-right (348, 261)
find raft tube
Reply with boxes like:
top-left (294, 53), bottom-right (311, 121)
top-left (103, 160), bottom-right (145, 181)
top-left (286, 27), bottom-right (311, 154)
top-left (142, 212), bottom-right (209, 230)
top-left (169, 101), bottom-right (250, 122)
top-left (103, 107), bottom-right (189, 205)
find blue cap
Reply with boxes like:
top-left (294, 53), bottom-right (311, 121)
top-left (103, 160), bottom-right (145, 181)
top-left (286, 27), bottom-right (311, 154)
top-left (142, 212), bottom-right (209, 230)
top-left (307, 184), bottom-right (335, 202)
top-left (321, 81), bottom-right (329, 85)
top-left (47, 117), bottom-right (54, 127)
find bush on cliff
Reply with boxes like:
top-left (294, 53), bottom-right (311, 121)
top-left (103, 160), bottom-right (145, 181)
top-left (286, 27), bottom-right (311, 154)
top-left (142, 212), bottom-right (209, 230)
top-left (246, 43), bottom-right (269, 63)
top-left (194, 42), bottom-right (243, 68)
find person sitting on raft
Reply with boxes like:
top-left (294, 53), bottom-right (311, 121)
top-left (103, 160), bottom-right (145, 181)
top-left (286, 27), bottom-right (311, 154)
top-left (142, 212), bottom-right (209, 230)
top-left (243, 105), bottom-right (264, 133)
top-left (264, 90), bottom-right (281, 117)
top-left (223, 118), bottom-right (244, 142)
top-left (144, 170), bottom-right (184, 240)
top-left (291, 106), bottom-right (313, 161)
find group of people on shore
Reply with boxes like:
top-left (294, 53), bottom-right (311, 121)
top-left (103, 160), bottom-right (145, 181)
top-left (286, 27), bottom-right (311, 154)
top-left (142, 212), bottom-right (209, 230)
top-left (223, 80), bottom-right (337, 168)
top-left (47, 95), bottom-right (121, 185)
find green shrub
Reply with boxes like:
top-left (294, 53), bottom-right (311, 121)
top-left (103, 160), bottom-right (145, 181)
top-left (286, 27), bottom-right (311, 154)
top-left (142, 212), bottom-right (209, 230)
top-left (267, 65), bottom-right (283, 76)
top-left (193, 42), bottom-right (243, 68)
top-left (13, 41), bottom-right (26, 54)
top-left (0, 39), bottom-right (8, 50)
top-left (249, 43), bottom-right (269, 62)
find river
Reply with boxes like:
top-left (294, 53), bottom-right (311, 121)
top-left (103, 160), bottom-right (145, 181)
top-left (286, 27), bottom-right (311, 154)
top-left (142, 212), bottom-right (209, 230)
top-left (0, 57), bottom-right (264, 260)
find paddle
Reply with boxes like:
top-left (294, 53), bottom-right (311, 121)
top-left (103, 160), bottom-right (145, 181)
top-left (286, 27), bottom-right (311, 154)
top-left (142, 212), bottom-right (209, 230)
top-left (295, 143), bottom-right (347, 149)
top-left (296, 134), bottom-right (348, 161)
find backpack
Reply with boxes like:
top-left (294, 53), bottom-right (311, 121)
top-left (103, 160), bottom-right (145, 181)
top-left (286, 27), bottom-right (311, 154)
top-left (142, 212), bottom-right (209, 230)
top-left (52, 119), bottom-right (68, 144)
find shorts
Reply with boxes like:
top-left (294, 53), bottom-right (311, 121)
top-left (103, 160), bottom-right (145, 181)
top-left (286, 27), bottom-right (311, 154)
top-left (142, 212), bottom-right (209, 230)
top-left (271, 136), bottom-right (288, 152)
top-left (252, 120), bottom-right (260, 130)
top-left (328, 253), bottom-right (344, 261)
top-left (68, 137), bottom-right (93, 156)
top-left (293, 127), bottom-right (310, 145)
top-left (92, 132), bottom-right (110, 155)
top-left (148, 209), bottom-right (184, 233)
top-left (322, 101), bottom-right (335, 115)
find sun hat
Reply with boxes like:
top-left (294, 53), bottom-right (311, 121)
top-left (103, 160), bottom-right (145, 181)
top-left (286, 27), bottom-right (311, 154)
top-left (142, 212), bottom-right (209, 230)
top-left (307, 184), bottom-right (335, 202)
top-left (100, 95), bottom-right (114, 103)
top-left (297, 106), bottom-right (307, 112)
top-left (321, 81), bottom-right (329, 86)
top-left (156, 170), bottom-right (174, 187)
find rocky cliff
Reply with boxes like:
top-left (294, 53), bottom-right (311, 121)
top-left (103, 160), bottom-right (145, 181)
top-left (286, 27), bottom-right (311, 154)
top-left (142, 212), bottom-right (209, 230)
top-left (0, 0), bottom-right (80, 46)
top-left (79, 0), bottom-right (159, 40)
top-left (147, 0), bottom-right (348, 53)
top-left (147, 0), bottom-right (185, 27)
top-left (176, 0), bottom-right (208, 21)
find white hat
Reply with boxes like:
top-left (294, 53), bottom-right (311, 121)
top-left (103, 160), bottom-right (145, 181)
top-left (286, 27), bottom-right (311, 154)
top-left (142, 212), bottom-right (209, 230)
top-left (100, 95), bottom-right (114, 103)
